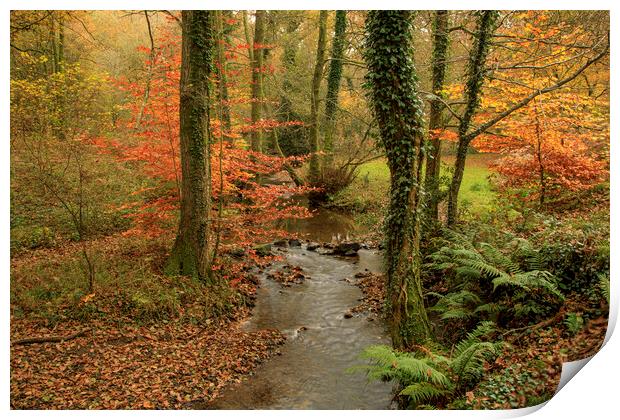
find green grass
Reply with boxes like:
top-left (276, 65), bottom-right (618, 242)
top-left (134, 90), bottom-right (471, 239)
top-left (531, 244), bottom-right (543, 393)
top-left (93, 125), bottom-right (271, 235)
top-left (331, 153), bottom-right (497, 225)
top-left (447, 154), bottom-right (497, 217)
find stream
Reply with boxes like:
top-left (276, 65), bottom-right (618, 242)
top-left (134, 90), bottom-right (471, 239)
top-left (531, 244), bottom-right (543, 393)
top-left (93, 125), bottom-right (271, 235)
top-left (210, 210), bottom-right (394, 409)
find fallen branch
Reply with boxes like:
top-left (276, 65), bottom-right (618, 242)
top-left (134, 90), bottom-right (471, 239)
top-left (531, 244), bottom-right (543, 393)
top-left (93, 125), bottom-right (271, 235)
top-left (12, 328), bottom-right (92, 346)
top-left (504, 309), bottom-right (566, 339)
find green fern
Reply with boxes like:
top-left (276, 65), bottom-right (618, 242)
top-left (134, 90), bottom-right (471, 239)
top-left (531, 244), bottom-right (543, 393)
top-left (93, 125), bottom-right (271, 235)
top-left (358, 322), bottom-right (502, 408)
top-left (430, 290), bottom-right (481, 321)
top-left (479, 243), bottom-right (521, 275)
top-left (400, 383), bottom-right (449, 406)
top-left (492, 271), bottom-right (563, 300)
top-left (599, 273), bottom-right (610, 304)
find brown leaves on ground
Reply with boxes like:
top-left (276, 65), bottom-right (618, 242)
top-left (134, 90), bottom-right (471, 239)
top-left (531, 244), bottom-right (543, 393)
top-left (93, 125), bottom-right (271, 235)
top-left (349, 271), bottom-right (386, 316)
top-left (10, 318), bottom-right (285, 409)
top-left (462, 312), bottom-right (607, 409)
top-left (267, 264), bottom-right (305, 287)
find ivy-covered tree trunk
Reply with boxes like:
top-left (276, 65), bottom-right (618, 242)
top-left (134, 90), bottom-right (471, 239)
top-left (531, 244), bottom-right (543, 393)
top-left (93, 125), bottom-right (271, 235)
top-left (447, 11), bottom-right (497, 227)
top-left (308, 10), bottom-right (328, 184)
top-left (323, 10), bottom-right (347, 166)
top-left (424, 10), bottom-right (449, 223)
top-left (250, 10), bottom-right (265, 152)
top-left (166, 11), bottom-right (215, 283)
top-left (364, 10), bottom-right (431, 349)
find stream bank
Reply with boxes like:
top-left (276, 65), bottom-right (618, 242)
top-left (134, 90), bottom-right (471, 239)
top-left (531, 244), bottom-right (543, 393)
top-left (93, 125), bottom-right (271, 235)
top-left (209, 243), bottom-right (394, 409)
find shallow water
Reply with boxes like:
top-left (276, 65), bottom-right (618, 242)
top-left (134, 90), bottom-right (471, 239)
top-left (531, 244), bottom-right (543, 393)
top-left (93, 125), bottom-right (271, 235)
top-left (210, 247), bottom-right (394, 409)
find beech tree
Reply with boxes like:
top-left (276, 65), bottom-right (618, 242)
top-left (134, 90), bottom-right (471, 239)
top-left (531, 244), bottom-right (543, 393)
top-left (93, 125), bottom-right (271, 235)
top-left (308, 10), bottom-right (327, 184)
top-left (250, 10), bottom-right (266, 152)
top-left (166, 11), bottom-right (215, 282)
top-left (446, 11), bottom-right (498, 227)
top-left (444, 10), bottom-right (609, 226)
top-left (364, 10), bottom-right (431, 348)
top-left (424, 10), bottom-right (449, 224)
top-left (323, 10), bottom-right (347, 165)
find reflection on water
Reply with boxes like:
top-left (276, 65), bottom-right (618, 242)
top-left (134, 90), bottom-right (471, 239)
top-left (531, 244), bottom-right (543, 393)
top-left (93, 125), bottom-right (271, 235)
top-left (278, 207), bottom-right (367, 243)
top-left (210, 247), bottom-right (393, 409)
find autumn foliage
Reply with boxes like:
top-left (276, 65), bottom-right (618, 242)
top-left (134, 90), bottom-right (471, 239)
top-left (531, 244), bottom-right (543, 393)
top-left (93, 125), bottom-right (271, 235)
top-left (473, 93), bottom-right (608, 204)
top-left (102, 20), bottom-right (310, 250)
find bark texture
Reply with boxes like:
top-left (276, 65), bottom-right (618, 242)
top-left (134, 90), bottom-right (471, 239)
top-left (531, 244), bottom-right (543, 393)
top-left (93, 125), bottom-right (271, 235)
top-left (308, 10), bottom-right (328, 184)
top-left (424, 10), bottom-right (449, 223)
top-left (166, 11), bottom-right (215, 283)
top-left (364, 10), bottom-right (431, 349)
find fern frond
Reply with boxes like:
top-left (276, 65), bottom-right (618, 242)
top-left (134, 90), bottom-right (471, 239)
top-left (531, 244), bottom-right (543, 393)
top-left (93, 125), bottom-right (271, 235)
top-left (450, 341), bottom-right (499, 383)
top-left (454, 266), bottom-right (484, 281)
top-left (453, 321), bottom-right (496, 355)
top-left (399, 382), bottom-right (450, 406)
top-left (599, 273), bottom-right (610, 304)
top-left (394, 354), bottom-right (451, 386)
top-left (359, 345), bottom-right (450, 387)
top-left (441, 229), bottom-right (476, 251)
top-left (479, 243), bottom-right (521, 275)
top-left (474, 302), bottom-right (505, 315)
top-left (439, 308), bottom-right (473, 320)
top-left (456, 258), bottom-right (506, 278)
top-left (493, 271), bottom-right (563, 300)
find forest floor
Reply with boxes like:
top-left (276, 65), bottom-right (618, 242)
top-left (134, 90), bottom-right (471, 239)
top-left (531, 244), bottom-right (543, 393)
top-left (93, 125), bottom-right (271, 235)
top-left (10, 234), bottom-right (287, 409)
top-left (10, 153), bottom-right (609, 410)
top-left (351, 268), bottom-right (608, 409)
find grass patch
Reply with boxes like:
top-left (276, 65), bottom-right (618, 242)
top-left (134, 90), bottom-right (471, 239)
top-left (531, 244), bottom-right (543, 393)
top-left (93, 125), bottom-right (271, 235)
top-left (329, 153), bottom-right (498, 229)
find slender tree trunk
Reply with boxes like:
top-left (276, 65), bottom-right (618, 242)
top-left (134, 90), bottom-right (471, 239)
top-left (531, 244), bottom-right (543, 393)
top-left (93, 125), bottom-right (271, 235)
top-left (425, 10), bottom-right (449, 223)
top-left (166, 11), bottom-right (215, 283)
top-left (447, 11), bottom-right (497, 227)
top-left (364, 10), bottom-right (431, 349)
top-left (323, 10), bottom-right (347, 167)
top-left (135, 11), bottom-right (156, 130)
top-left (215, 10), bottom-right (232, 138)
top-left (57, 14), bottom-right (64, 71)
top-left (50, 17), bottom-right (58, 74)
top-left (308, 10), bottom-right (328, 184)
top-left (534, 101), bottom-right (546, 206)
top-left (279, 13), bottom-right (302, 121)
top-left (250, 10), bottom-right (265, 152)
top-left (260, 69), bottom-right (304, 187)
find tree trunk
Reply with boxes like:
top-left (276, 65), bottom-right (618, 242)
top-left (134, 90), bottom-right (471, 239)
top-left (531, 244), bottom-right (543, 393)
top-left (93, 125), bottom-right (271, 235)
top-left (215, 10), bottom-right (232, 138)
top-left (364, 10), bottom-right (431, 349)
top-left (534, 101), bottom-right (546, 206)
top-left (424, 10), bottom-right (449, 223)
top-left (323, 10), bottom-right (347, 166)
top-left (447, 11), bottom-right (497, 227)
top-left (250, 10), bottom-right (265, 152)
top-left (135, 11), bottom-right (156, 131)
top-left (308, 10), bottom-right (328, 184)
top-left (166, 11), bottom-right (215, 283)
top-left (279, 13), bottom-right (302, 121)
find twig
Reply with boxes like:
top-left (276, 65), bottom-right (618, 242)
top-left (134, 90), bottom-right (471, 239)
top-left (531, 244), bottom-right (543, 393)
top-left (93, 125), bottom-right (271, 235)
top-left (13, 328), bottom-right (92, 346)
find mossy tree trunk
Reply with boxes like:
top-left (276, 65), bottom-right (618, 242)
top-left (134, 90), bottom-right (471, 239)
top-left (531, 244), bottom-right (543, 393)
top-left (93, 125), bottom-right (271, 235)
top-left (447, 11), bottom-right (497, 227)
top-left (250, 10), bottom-right (265, 152)
top-left (424, 10), bottom-right (449, 224)
top-left (166, 11), bottom-right (215, 283)
top-left (308, 10), bottom-right (328, 184)
top-left (279, 12), bottom-right (303, 123)
top-left (364, 10), bottom-right (431, 349)
top-left (323, 10), bottom-right (347, 167)
top-left (215, 10), bottom-right (232, 139)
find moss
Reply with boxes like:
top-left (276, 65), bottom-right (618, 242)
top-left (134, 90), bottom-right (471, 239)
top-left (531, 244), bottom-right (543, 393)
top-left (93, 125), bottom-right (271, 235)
top-left (364, 11), bottom-right (431, 347)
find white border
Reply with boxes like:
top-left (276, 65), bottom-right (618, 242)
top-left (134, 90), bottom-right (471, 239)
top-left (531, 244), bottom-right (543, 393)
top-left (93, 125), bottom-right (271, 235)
top-left (2, 1), bottom-right (617, 419)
